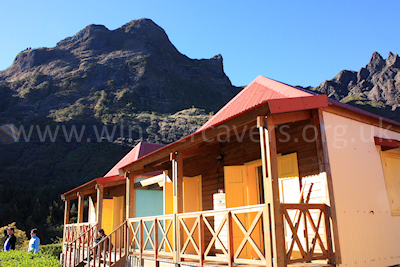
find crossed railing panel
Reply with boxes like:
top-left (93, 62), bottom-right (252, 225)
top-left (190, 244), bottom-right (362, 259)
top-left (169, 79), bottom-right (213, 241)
top-left (177, 204), bottom-right (267, 266)
top-left (282, 203), bottom-right (334, 264)
top-left (64, 222), bottom-right (95, 243)
top-left (127, 214), bottom-right (175, 262)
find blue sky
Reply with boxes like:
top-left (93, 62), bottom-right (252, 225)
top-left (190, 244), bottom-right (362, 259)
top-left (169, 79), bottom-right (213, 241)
top-left (0, 0), bottom-right (399, 87)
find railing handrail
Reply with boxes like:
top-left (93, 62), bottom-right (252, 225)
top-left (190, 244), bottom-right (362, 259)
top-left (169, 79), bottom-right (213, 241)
top-left (178, 203), bottom-right (266, 217)
top-left (127, 214), bottom-right (174, 221)
top-left (86, 220), bottom-right (127, 267)
top-left (64, 221), bottom-right (96, 227)
top-left (90, 220), bottom-right (127, 250)
top-left (281, 203), bottom-right (329, 209)
top-left (63, 222), bottom-right (98, 266)
top-left (126, 204), bottom-right (268, 222)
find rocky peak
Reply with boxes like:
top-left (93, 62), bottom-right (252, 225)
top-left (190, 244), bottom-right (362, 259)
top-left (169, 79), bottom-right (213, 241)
top-left (333, 70), bottom-right (357, 85)
top-left (121, 18), bottom-right (162, 33)
top-left (117, 19), bottom-right (177, 55)
top-left (57, 24), bottom-right (111, 51)
top-left (386, 52), bottom-right (400, 68)
top-left (366, 51), bottom-right (386, 73)
top-left (357, 67), bottom-right (370, 83)
top-left (312, 51), bottom-right (400, 122)
top-left (210, 54), bottom-right (223, 63)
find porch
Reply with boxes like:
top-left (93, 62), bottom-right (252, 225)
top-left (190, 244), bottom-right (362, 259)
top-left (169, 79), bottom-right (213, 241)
top-left (62, 105), bottom-right (341, 267)
top-left (62, 203), bottom-right (333, 267)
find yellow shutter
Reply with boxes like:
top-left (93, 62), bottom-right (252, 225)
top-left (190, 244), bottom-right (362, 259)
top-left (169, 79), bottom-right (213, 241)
top-left (381, 152), bottom-right (400, 216)
top-left (183, 175), bottom-right (202, 212)
top-left (224, 166), bottom-right (248, 208)
top-left (164, 181), bottom-right (174, 215)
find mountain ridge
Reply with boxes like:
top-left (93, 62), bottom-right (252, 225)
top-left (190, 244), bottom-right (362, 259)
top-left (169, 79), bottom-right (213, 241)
top-left (0, 18), bottom-right (240, 123)
top-left (307, 51), bottom-right (400, 122)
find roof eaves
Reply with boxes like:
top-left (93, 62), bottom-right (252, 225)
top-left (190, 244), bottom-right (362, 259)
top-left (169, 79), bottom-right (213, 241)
top-left (61, 178), bottom-right (98, 199)
top-left (328, 98), bottom-right (400, 127)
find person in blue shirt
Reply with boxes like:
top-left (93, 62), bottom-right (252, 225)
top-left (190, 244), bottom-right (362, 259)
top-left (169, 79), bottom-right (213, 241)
top-left (3, 227), bottom-right (16, 252)
top-left (28, 228), bottom-right (40, 253)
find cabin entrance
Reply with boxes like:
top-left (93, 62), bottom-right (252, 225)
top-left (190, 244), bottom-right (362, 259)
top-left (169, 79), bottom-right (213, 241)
top-left (224, 153), bottom-right (300, 258)
top-left (164, 175), bottom-right (202, 254)
top-left (224, 159), bottom-right (263, 259)
top-left (102, 196), bottom-right (124, 238)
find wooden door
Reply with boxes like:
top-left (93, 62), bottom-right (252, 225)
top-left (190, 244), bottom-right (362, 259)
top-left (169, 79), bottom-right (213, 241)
top-left (112, 196), bottom-right (124, 248)
top-left (224, 166), bottom-right (253, 258)
top-left (102, 199), bottom-right (113, 236)
top-left (113, 196), bottom-right (124, 228)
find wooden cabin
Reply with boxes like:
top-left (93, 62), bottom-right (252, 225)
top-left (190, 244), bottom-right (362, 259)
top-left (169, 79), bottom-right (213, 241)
top-left (61, 75), bottom-right (400, 267)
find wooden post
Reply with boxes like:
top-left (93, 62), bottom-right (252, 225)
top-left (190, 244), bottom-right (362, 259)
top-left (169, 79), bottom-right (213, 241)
top-left (227, 212), bottom-right (234, 267)
top-left (139, 219), bottom-right (144, 266)
top-left (312, 109), bottom-right (341, 264)
top-left (154, 218), bottom-right (159, 267)
top-left (199, 214), bottom-right (204, 267)
top-left (126, 172), bottom-right (130, 220)
top-left (258, 116), bottom-right (273, 267)
top-left (171, 152), bottom-right (183, 264)
top-left (64, 198), bottom-right (70, 225)
top-left (63, 198), bottom-right (70, 245)
top-left (265, 115), bottom-right (286, 267)
top-left (96, 184), bottom-right (104, 229)
top-left (77, 191), bottom-right (84, 224)
top-left (131, 175), bottom-right (136, 218)
top-left (125, 172), bottom-right (130, 260)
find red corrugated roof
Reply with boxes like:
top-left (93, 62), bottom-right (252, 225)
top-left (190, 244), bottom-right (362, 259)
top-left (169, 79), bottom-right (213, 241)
top-left (198, 75), bottom-right (313, 131)
top-left (104, 142), bottom-right (164, 177)
top-left (61, 142), bottom-right (164, 197)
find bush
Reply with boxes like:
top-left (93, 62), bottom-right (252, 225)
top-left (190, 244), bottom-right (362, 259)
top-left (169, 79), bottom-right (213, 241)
top-left (40, 243), bottom-right (62, 258)
top-left (0, 250), bottom-right (60, 266)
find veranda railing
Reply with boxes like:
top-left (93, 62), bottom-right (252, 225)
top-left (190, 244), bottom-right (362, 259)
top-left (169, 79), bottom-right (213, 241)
top-left (115, 203), bottom-right (334, 266)
top-left (282, 203), bottom-right (334, 264)
top-left (63, 222), bottom-right (97, 266)
top-left (64, 222), bottom-right (96, 243)
top-left (127, 214), bottom-right (175, 263)
top-left (86, 221), bottom-right (127, 267)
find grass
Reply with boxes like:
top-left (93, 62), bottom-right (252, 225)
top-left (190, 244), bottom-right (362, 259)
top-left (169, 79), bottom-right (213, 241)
top-left (0, 250), bottom-right (61, 267)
